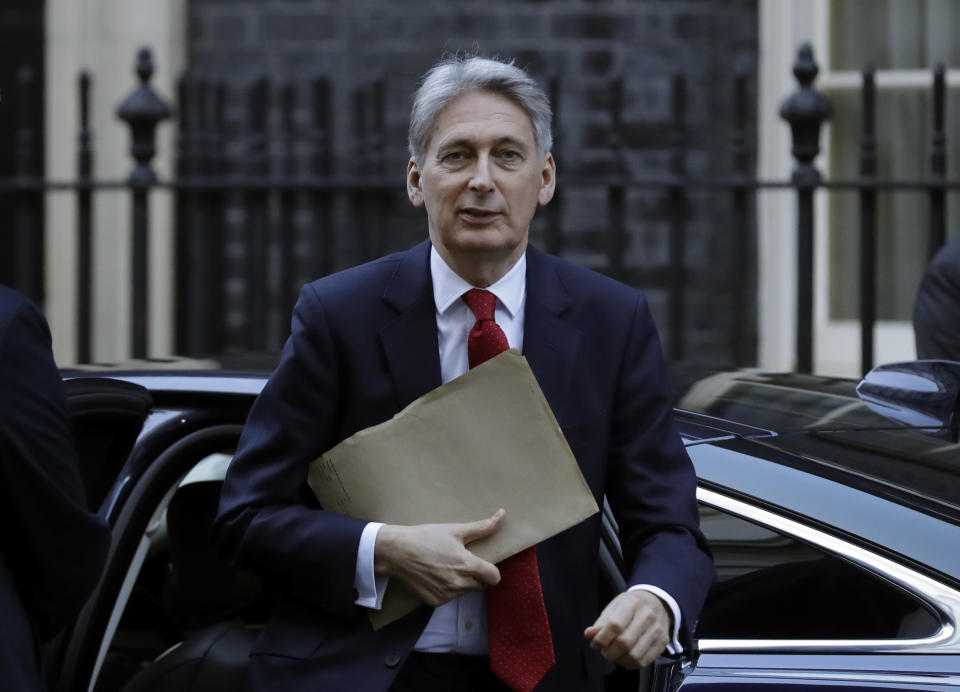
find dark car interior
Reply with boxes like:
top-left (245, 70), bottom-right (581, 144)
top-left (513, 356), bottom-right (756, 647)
top-left (694, 505), bottom-right (940, 641)
top-left (65, 377), bottom-right (155, 511)
top-left (111, 480), bottom-right (267, 692)
top-left (44, 378), bottom-right (155, 689)
top-left (65, 440), bottom-right (647, 692)
top-left (106, 480), bottom-right (644, 692)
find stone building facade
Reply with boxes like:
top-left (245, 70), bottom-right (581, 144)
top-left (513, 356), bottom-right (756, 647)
top-left (185, 0), bottom-right (759, 365)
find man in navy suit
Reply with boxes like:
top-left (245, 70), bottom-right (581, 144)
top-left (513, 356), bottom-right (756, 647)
top-left (914, 233), bottom-right (960, 361)
top-left (0, 286), bottom-right (110, 691)
top-left (216, 55), bottom-right (713, 692)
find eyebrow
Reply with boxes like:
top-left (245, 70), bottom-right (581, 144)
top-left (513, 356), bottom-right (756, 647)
top-left (435, 136), bottom-right (530, 154)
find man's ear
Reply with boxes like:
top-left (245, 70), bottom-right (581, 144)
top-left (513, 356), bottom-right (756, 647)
top-left (538, 153), bottom-right (556, 206)
top-left (407, 158), bottom-right (425, 208)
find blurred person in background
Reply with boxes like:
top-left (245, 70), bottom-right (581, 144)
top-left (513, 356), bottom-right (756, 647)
top-left (914, 234), bottom-right (960, 361)
top-left (0, 286), bottom-right (110, 691)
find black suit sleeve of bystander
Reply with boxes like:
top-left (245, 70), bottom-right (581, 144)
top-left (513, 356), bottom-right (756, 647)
top-left (0, 291), bottom-right (110, 641)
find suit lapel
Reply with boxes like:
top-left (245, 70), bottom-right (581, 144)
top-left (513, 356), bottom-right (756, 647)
top-left (379, 241), bottom-right (443, 409)
top-left (523, 246), bottom-right (581, 429)
top-left (378, 242), bottom-right (580, 420)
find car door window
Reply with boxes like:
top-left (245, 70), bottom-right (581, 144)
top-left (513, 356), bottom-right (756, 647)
top-left (695, 503), bottom-right (939, 640)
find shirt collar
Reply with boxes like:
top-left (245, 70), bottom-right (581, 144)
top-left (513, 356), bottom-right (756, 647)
top-left (430, 245), bottom-right (526, 318)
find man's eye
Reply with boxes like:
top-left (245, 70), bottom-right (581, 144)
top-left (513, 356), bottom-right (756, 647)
top-left (443, 152), bottom-right (465, 162)
top-left (499, 150), bottom-right (522, 162)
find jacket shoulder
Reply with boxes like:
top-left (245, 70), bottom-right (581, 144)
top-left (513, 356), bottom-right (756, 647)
top-left (0, 286), bottom-right (35, 325)
top-left (0, 287), bottom-right (48, 353)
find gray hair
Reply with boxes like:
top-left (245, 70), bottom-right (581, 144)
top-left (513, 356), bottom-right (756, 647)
top-left (408, 55), bottom-right (553, 163)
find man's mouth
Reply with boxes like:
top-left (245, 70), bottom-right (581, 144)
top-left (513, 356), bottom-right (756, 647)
top-left (459, 207), bottom-right (502, 224)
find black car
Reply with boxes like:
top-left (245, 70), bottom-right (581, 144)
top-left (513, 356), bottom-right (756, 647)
top-left (50, 360), bottom-right (960, 691)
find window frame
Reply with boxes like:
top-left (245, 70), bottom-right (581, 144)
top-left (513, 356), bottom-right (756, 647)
top-left (696, 486), bottom-right (960, 654)
top-left (813, 0), bottom-right (960, 371)
top-left (756, 0), bottom-right (960, 374)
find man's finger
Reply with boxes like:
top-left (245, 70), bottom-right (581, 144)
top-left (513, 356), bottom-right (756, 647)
top-left (459, 508), bottom-right (506, 544)
top-left (597, 612), bottom-right (646, 662)
top-left (616, 626), bottom-right (666, 669)
top-left (470, 558), bottom-right (501, 588)
top-left (585, 597), bottom-right (631, 649)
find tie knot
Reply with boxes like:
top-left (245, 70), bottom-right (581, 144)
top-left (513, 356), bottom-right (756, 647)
top-left (462, 288), bottom-right (497, 321)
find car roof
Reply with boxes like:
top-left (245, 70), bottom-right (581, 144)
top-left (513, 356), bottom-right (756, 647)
top-left (673, 367), bottom-right (960, 527)
top-left (672, 368), bottom-right (930, 434)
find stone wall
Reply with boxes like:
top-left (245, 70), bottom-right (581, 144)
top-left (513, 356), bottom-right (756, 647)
top-left (186, 0), bottom-right (758, 367)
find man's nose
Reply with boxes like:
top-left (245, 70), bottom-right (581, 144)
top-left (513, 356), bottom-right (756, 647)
top-left (468, 154), bottom-right (494, 193)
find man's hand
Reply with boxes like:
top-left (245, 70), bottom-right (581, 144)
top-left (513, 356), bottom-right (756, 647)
top-left (374, 509), bottom-right (505, 607)
top-left (584, 589), bottom-right (671, 669)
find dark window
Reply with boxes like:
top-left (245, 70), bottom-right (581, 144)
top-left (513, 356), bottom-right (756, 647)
top-left (695, 504), bottom-right (939, 640)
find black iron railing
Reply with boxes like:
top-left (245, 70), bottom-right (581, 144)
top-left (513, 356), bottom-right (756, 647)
top-left (1, 44), bottom-right (957, 373)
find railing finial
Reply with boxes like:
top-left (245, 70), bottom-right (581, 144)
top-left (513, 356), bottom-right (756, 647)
top-left (780, 43), bottom-right (832, 185)
top-left (116, 46), bottom-right (172, 186)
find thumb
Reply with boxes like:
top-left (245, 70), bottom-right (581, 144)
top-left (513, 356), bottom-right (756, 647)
top-left (459, 508), bottom-right (506, 544)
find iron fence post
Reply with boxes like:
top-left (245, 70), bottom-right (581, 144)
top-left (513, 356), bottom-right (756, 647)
top-left (243, 76), bottom-right (269, 353)
top-left (279, 82), bottom-right (299, 332)
top-left (77, 71), bottom-right (93, 363)
top-left (859, 66), bottom-right (877, 374)
top-left (780, 43), bottom-right (831, 374)
top-left (930, 63), bottom-right (947, 259)
top-left (668, 74), bottom-right (687, 363)
top-left (731, 72), bottom-right (754, 368)
top-left (607, 77), bottom-right (626, 281)
top-left (14, 65), bottom-right (42, 302)
top-left (117, 47), bottom-right (171, 359)
top-left (310, 77), bottom-right (333, 277)
top-left (547, 77), bottom-right (564, 257)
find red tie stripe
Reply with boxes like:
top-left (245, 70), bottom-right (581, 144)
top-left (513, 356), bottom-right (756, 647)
top-left (461, 288), bottom-right (556, 692)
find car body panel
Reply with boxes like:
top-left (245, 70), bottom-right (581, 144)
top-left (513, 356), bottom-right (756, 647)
top-left (682, 653), bottom-right (960, 689)
top-left (688, 441), bottom-right (960, 589)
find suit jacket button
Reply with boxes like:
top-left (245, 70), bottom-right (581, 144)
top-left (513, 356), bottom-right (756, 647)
top-left (384, 654), bottom-right (401, 668)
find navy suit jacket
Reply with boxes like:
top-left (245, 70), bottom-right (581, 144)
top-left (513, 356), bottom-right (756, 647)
top-left (216, 241), bottom-right (713, 691)
top-left (0, 287), bottom-right (110, 691)
top-left (914, 233), bottom-right (960, 360)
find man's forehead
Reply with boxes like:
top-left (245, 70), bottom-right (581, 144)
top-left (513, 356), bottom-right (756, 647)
top-left (428, 90), bottom-right (536, 149)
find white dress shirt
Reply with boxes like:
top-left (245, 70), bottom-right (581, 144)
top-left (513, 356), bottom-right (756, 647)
top-left (353, 245), bottom-right (682, 654)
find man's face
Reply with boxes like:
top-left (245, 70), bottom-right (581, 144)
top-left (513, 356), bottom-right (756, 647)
top-left (407, 90), bottom-right (555, 278)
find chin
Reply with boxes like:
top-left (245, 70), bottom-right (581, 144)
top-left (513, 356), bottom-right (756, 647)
top-left (453, 236), bottom-right (518, 257)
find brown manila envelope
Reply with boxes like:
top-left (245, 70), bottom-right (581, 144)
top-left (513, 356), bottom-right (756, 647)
top-left (307, 348), bottom-right (599, 630)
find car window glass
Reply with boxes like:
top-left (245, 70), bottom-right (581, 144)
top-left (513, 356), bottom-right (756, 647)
top-left (695, 503), bottom-right (940, 640)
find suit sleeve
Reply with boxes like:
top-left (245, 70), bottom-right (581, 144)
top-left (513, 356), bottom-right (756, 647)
top-left (913, 237), bottom-right (960, 360)
top-left (0, 298), bottom-right (110, 641)
top-left (605, 295), bottom-right (715, 647)
top-left (215, 284), bottom-right (368, 617)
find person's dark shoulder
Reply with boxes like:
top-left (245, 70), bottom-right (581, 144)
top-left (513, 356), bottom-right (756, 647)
top-left (927, 235), bottom-right (960, 282)
top-left (0, 286), bottom-right (49, 354)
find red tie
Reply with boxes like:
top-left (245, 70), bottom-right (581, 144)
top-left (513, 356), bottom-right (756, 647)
top-left (461, 289), bottom-right (556, 692)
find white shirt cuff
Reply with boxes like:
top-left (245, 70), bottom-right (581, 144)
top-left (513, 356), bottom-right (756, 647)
top-left (628, 584), bottom-right (683, 654)
top-left (354, 522), bottom-right (389, 609)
